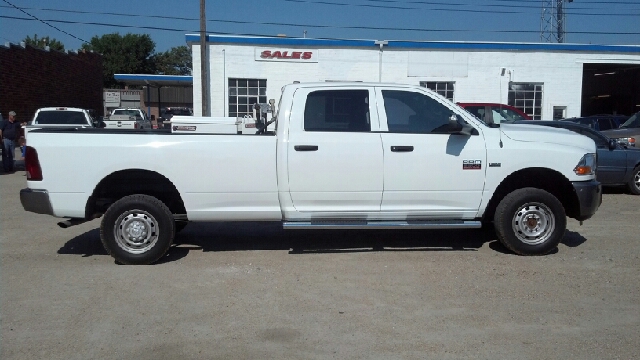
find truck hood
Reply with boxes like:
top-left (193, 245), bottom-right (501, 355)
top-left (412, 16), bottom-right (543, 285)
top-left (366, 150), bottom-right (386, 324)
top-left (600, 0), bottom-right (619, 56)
top-left (500, 123), bottom-right (595, 152)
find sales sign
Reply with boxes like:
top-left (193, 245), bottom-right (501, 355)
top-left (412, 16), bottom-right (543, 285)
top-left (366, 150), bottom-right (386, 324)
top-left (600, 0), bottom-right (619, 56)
top-left (255, 48), bottom-right (318, 63)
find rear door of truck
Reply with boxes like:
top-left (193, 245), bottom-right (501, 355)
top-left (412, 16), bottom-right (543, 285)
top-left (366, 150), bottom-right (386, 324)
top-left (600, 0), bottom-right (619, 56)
top-left (285, 85), bottom-right (384, 214)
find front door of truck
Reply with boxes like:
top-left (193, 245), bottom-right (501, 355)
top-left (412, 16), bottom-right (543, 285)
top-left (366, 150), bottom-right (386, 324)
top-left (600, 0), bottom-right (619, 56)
top-left (375, 87), bottom-right (487, 219)
top-left (286, 87), bottom-right (383, 216)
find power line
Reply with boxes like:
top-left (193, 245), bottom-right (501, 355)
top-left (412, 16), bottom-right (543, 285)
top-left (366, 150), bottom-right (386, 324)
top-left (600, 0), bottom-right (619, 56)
top-left (2, 2), bottom-right (639, 19)
top-left (3, 14), bottom-right (639, 36)
top-left (365, 0), bottom-right (640, 10)
top-left (0, 0), bottom-right (87, 43)
top-left (281, 0), bottom-right (640, 15)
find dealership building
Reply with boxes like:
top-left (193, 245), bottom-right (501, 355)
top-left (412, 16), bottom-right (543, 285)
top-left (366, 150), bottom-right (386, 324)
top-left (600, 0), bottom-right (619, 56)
top-left (187, 34), bottom-right (640, 121)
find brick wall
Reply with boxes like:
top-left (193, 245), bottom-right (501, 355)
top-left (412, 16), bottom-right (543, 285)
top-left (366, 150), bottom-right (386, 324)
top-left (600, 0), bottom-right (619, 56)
top-left (0, 43), bottom-right (103, 122)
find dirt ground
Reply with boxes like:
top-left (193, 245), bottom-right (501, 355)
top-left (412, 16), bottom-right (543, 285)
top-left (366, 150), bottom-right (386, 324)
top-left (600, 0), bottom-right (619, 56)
top-left (1, 170), bottom-right (639, 360)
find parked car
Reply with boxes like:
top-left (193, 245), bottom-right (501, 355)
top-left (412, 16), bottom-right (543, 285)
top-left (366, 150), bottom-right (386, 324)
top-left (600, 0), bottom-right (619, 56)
top-left (560, 114), bottom-right (628, 131)
top-left (510, 120), bottom-right (640, 194)
top-left (159, 107), bottom-right (192, 129)
top-left (601, 111), bottom-right (640, 148)
top-left (457, 103), bottom-right (531, 124)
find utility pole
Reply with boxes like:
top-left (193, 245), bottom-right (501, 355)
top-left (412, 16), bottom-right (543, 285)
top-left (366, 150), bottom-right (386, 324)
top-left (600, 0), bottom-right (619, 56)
top-left (540, 0), bottom-right (573, 43)
top-left (200, 0), bottom-right (209, 116)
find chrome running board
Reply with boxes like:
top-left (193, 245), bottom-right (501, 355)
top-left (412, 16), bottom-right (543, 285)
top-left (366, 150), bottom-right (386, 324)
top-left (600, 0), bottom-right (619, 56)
top-left (283, 220), bottom-right (482, 230)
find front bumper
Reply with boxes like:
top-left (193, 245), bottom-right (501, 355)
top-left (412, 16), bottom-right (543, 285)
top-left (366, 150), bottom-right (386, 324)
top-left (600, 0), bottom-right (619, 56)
top-left (20, 188), bottom-right (54, 216)
top-left (571, 180), bottom-right (602, 221)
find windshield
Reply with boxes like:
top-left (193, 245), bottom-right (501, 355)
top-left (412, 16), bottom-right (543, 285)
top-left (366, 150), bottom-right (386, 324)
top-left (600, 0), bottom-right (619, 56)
top-left (113, 109), bottom-right (141, 117)
top-left (619, 112), bottom-right (639, 128)
top-left (162, 108), bottom-right (191, 116)
top-left (492, 108), bottom-right (527, 123)
top-left (35, 111), bottom-right (88, 125)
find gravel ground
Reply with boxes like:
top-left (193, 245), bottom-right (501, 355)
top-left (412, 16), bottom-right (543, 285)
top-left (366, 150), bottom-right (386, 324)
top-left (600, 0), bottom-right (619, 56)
top-left (1, 170), bottom-right (639, 360)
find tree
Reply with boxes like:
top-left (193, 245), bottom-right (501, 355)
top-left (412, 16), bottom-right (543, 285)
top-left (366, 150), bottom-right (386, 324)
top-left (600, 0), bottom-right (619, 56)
top-left (81, 33), bottom-right (156, 88)
top-left (151, 46), bottom-right (192, 75)
top-left (24, 34), bottom-right (65, 51)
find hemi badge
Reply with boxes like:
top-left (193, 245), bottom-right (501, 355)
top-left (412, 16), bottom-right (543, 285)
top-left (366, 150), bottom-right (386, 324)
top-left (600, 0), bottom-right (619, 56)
top-left (463, 160), bottom-right (482, 170)
top-left (489, 163), bottom-right (501, 167)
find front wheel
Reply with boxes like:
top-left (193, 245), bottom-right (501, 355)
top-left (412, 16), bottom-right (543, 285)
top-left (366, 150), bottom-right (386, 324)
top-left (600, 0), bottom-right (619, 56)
top-left (494, 188), bottom-right (566, 255)
top-left (100, 194), bottom-right (175, 265)
top-left (627, 166), bottom-right (640, 195)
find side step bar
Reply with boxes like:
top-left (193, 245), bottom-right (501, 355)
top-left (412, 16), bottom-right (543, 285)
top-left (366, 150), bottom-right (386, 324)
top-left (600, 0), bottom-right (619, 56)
top-left (283, 220), bottom-right (482, 230)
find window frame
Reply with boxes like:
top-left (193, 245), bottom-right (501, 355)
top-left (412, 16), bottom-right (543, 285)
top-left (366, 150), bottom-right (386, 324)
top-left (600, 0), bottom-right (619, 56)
top-left (508, 82), bottom-right (544, 120)
top-left (419, 81), bottom-right (456, 102)
top-left (228, 78), bottom-right (267, 118)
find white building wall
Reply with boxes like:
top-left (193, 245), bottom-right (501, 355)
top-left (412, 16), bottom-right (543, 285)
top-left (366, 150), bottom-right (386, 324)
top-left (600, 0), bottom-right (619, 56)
top-left (192, 40), bottom-right (640, 119)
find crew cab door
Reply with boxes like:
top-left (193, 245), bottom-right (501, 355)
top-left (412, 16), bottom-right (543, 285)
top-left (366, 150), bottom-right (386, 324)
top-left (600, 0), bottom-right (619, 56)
top-left (285, 87), bottom-right (383, 215)
top-left (375, 87), bottom-right (487, 218)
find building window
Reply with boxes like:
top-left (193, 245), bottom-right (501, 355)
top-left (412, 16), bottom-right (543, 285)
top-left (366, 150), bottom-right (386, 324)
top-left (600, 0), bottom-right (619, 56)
top-left (420, 81), bottom-right (455, 101)
top-left (228, 79), bottom-right (267, 117)
top-left (508, 83), bottom-right (543, 120)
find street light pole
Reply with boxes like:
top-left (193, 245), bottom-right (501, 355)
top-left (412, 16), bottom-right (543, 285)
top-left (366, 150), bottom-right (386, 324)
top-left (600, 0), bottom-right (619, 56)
top-left (200, 0), bottom-right (209, 116)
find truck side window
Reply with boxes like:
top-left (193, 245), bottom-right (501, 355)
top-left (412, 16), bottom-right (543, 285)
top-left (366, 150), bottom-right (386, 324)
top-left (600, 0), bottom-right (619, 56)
top-left (382, 90), bottom-right (452, 134)
top-left (304, 90), bottom-right (370, 132)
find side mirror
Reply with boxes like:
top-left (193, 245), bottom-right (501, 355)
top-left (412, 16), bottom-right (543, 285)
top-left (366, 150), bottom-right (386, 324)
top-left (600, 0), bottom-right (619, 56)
top-left (448, 114), bottom-right (461, 130)
top-left (449, 114), bottom-right (476, 136)
top-left (608, 138), bottom-right (618, 150)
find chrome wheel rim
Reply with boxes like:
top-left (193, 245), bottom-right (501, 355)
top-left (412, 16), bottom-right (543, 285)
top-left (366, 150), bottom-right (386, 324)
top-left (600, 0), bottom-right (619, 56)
top-left (114, 209), bottom-right (159, 254)
top-left (511, 202), bottom-right (555, 245)
top-left (634, 171), bottom-right (640, 191)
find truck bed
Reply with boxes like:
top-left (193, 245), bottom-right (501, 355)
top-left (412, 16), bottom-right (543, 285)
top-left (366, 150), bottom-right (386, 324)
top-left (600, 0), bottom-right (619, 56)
top-left (25, 127), bottom-right (281, 221)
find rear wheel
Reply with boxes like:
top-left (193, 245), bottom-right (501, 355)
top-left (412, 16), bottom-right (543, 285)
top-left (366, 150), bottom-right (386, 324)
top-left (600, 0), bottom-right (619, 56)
top-left (100, 194), bottom-right (175, 265)
top-left (628, 166), bottom-right (640, 195)
top-left (494, 188), bottom-right (566, 255)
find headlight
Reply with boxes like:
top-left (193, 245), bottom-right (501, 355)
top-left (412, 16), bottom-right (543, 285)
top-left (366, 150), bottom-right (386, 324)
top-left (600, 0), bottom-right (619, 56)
top-left (574, 153), bottom-right (596, 176)
top-left (617, 137), bottom-right (636, 147)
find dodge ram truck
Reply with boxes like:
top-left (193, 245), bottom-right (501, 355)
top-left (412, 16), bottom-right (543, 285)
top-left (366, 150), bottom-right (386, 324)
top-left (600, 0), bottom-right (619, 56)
top-left (21, 82), bottom-right (601, 264)
top-left (104, 108), bottom-right (151, 130)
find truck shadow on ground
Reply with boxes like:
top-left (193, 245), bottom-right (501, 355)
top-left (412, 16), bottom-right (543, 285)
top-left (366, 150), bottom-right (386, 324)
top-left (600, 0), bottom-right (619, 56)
top-left (57, 222), bottom-right (589, 264)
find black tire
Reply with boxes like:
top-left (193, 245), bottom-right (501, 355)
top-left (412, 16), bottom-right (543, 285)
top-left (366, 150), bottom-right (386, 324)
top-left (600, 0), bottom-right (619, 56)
top-left (100, 194), bottom-right (175, 265)
top-left (494, 188), bottom-right (566, 255)
top-left (627, 166), bottom-right (640, 195)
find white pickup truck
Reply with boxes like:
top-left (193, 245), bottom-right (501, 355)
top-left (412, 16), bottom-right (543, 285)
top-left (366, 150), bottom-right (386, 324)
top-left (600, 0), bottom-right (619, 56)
top-left (104, 108), bottom-right (151, 130)
top-left (20, 82), bottom-right (601, 265)
top-left (25, 107), bottom-right (96, 139)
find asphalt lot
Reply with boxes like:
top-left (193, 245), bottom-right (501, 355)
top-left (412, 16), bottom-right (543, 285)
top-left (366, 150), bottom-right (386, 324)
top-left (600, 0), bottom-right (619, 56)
top-left (1, 169), bottom-right (639, 360)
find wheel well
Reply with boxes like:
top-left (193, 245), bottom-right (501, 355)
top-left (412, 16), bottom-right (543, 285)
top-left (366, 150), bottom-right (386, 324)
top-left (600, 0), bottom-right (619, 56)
top-left (86, 169), bottom-right (186, 219)
top-left (483, 168), bottom-right (580, 222)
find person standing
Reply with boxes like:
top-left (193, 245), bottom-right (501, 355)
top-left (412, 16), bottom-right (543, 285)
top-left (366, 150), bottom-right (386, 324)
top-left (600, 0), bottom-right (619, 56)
top-left (1, 111), bottom-right (24, 173)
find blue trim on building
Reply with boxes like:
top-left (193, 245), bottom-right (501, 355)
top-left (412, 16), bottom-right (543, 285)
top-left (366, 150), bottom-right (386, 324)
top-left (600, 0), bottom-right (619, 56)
top-left (185, 34), bottom-right (640, 53)
top-left (185, 34), bottom-right (376, 48)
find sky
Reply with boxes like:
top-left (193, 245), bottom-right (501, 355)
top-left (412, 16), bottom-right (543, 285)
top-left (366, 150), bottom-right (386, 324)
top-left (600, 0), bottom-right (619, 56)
top-left (1, 0), bottom-right (639, 53)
